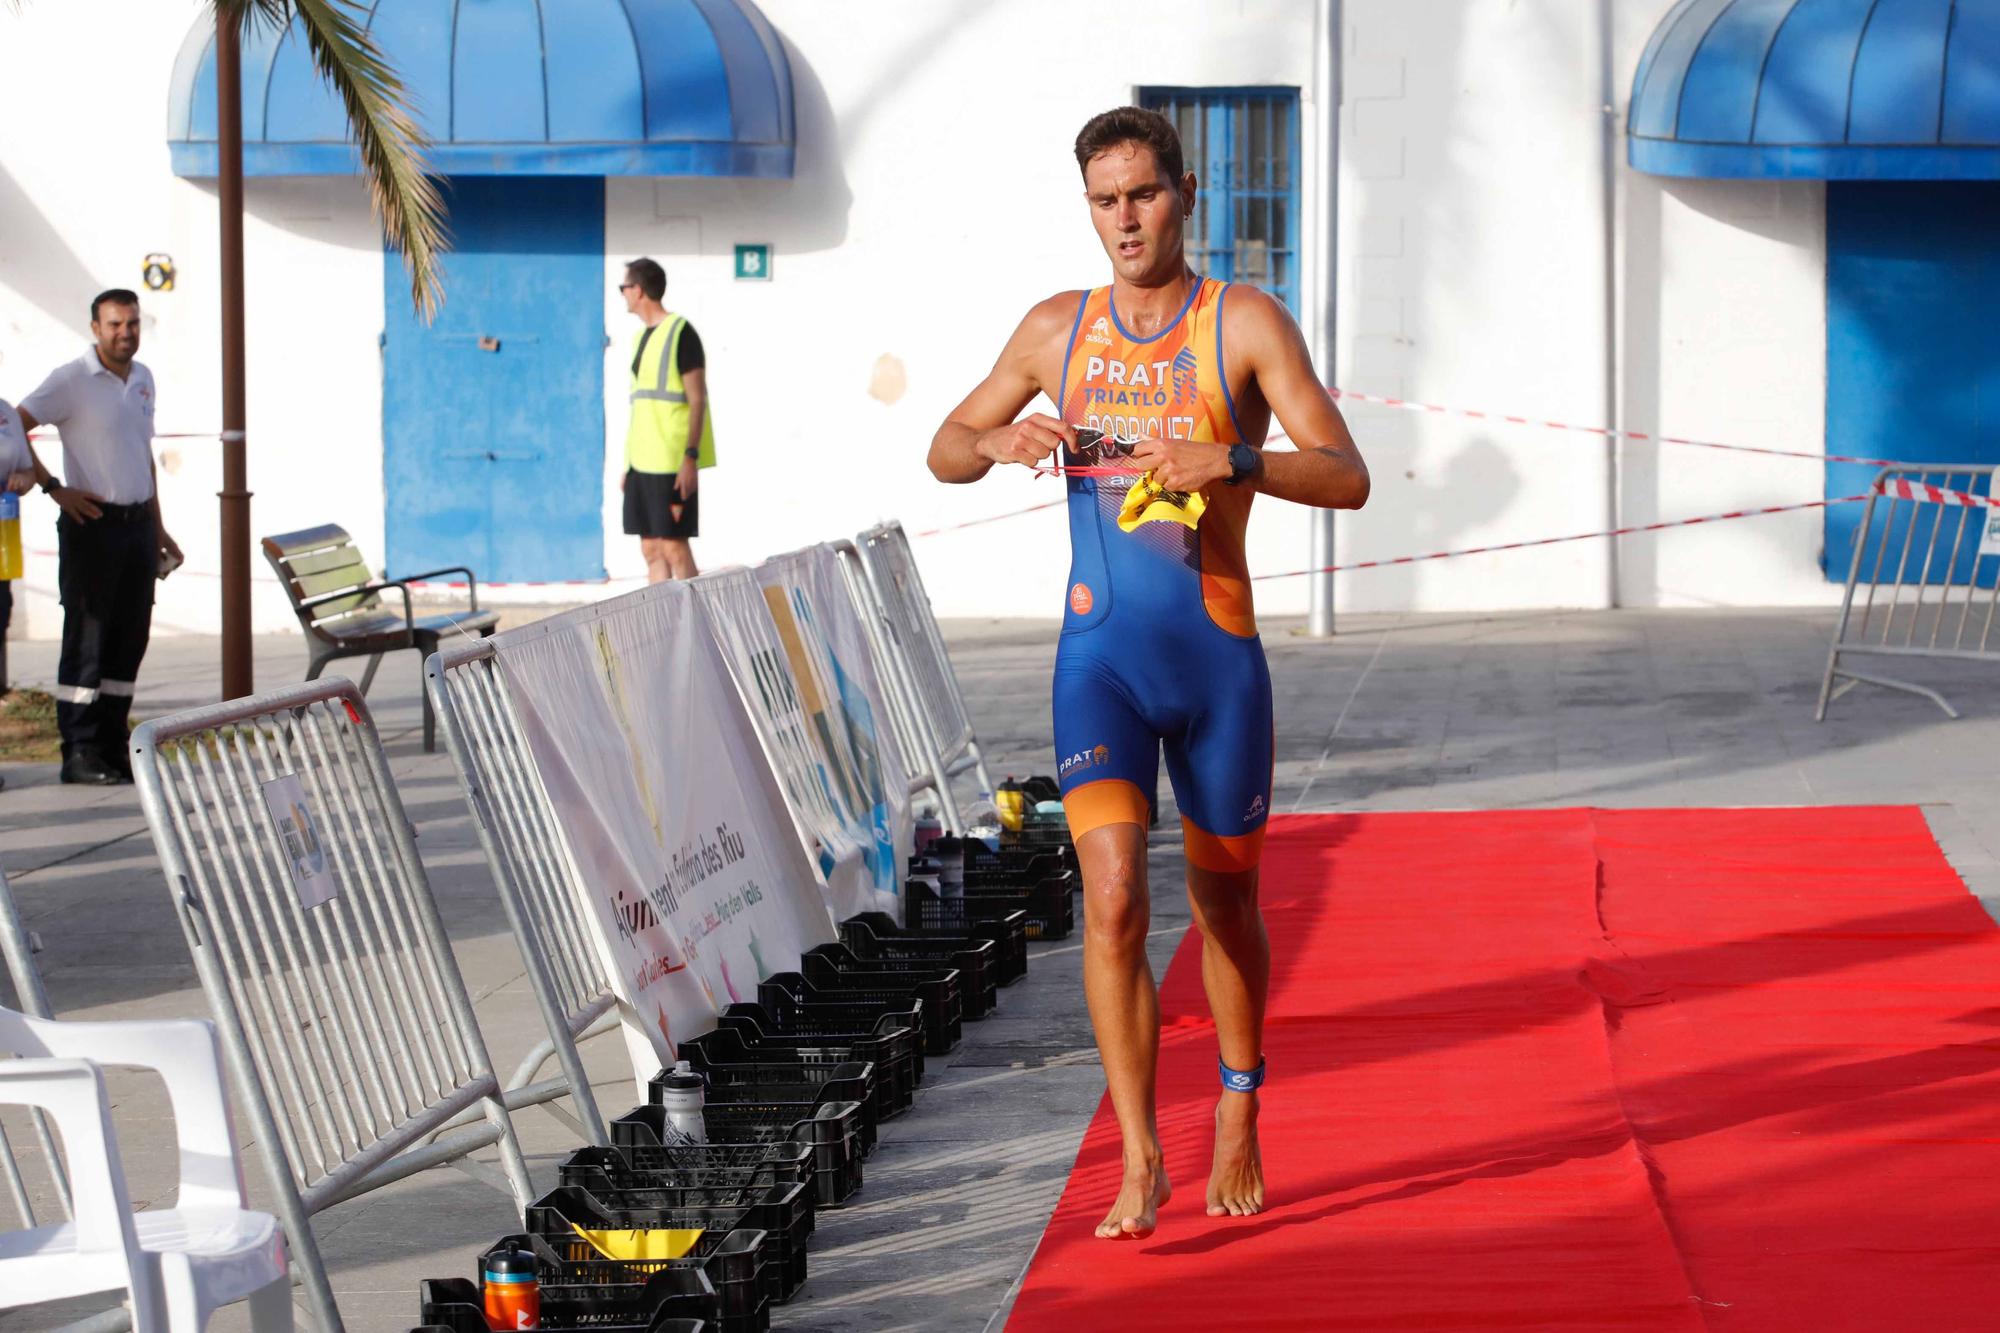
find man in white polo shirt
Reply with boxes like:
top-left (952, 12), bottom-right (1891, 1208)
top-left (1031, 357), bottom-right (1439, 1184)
top-left (17, 289), bottom-right (182, 786)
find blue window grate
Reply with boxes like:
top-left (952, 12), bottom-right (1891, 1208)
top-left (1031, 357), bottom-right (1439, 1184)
top-left (1139, 87), bottom-right (1302, 317)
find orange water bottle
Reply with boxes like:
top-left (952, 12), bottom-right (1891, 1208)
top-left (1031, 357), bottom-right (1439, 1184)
top-left (0, 493), bottom-right (22, 581)
top-left (482, 1247), bottom-right (540, 1329)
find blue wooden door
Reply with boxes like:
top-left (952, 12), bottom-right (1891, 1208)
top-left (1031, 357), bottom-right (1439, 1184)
top-left (1825, 182), bottom-right (2000, 583)
top-left (383, 175), bottom-right (605, 583)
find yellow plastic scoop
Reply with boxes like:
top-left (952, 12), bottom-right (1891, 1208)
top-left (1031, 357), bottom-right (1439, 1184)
top-left (1118, 473), bottom-right (1206, 533)
top-left (572, 1225), bottom-right (705, 1261)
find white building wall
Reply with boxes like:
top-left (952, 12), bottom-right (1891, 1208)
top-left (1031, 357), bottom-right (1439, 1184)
top-left (0, 0), bottom-right (1841, 644)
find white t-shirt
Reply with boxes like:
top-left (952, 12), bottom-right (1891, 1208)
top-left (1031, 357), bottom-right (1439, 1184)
top-left (0, 397), bottom-right (29, 477)
top-left (19, 351), bottom-right (156, 505)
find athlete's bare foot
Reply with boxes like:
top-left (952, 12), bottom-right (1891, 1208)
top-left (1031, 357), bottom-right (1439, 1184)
top-left (1206, 1093), bottom-right (1264, 1217)
top-left (1096, 1152), bottom-right (1171, 1239)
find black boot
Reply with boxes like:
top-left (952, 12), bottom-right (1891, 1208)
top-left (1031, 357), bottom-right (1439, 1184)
top-left (61, 750), bottom-right (125, 786)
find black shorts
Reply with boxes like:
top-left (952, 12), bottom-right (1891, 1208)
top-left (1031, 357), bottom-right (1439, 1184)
top-left (622, 468), bottom-right (699, 539)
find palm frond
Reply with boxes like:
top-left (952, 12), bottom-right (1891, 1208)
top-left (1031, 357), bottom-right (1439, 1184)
top-left (219, 0), bottom-right (447, 315)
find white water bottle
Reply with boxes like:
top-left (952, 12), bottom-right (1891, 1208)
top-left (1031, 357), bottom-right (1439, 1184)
top-left (934, 837), bottom-right (965, 899)
top-left (659, 1060), bottom-right (707, 1143)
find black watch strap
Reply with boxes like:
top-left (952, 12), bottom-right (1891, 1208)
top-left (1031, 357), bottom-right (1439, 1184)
top-left (1225, 443), bottom-right (1258, 487)
top-left (40, 475), bottom-right (60, 495)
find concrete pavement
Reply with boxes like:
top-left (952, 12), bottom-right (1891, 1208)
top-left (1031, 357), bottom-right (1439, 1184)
top-left (4, 608), bottom-right (2000, 1329)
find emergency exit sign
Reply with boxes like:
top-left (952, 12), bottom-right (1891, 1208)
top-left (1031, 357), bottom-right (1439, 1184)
top-left (734, 244), bottom-right (771, 281)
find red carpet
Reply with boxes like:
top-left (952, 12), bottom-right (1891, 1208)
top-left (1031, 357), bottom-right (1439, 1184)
top-left (1005, 808), bottom-right (2000, 1330)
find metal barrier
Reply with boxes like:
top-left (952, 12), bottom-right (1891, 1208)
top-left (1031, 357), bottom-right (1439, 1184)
top-left (1819, 465), bottom-right (2000, 721)
top-left (692, 566), bottom-right (872, 879)
top-left (852, 521), bottom-right (994, 828)
top-left (830, 541), bottom-right (959, 825)
top-left (132, 679), bottom-right (535, 1333)
top-left (426, 638), bottom-right (616, 1147)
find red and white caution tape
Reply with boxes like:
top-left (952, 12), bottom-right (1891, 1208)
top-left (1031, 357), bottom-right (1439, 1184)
top-left (1325, 387), bottom-right (1903, 469)
top-left (913, 498), bottom-right (1067, 538)
top-left (1250, 494), bottom-right (1871, 582)
top-left (1874, 478), bottom-right (2000, 508)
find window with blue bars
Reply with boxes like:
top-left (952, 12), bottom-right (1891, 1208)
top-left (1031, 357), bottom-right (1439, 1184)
top-left (1139, 87), bottom-right (1302, 317)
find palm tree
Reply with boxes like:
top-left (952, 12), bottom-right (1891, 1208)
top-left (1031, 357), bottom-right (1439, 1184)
top-left (229, 0), bottom-right (445, 311)
top-left (213, 2), bottom-right (445, 696)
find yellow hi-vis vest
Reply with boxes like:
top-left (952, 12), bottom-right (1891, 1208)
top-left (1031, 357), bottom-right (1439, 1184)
top-left (626, 315), bottom-right (716, 473)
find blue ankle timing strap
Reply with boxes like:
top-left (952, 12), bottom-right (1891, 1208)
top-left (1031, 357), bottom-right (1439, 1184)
top-left (1219, 1056), bottom-right (1266, 1093)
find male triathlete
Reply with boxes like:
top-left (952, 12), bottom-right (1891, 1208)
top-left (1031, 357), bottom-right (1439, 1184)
top-left (929, 106), bottom-right (1370, 1239)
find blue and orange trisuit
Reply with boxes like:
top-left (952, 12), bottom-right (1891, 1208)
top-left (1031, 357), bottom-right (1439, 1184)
top-left (1051, 276), bottom-right (1273, 872)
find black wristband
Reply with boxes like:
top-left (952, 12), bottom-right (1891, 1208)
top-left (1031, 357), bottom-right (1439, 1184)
top-left (683, 447), bottom-right (700, 460)
top-left (40, 476), bottom-right (60, 495)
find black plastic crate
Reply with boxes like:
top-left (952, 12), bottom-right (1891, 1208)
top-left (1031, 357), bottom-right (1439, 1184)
top-left (680, 1049), bottom-right (886, 1144)
top-left (414, 1274), bottom-right (711, 1332)
top-left (798, 949), bottom-right (963, 1053)
top-left (909, 875), bottom-right (1074, 943)
top-left (964, 853), bottom-right (1075, 891)
top-left (613, 1101), bottom-right (865, 1208)
top-left (685, 1025), bottom-right (913, 1121)
top-left (562, 1142), bottom-right (815, 1201)
top-left (949, 837), bottom-right (1075, 885)
top-left (845, 908), bottom-right (1030, 987)
top-left (761, 969), bottom-right (956, 1057)
top-left (529, 1185), bottom-right (809, 1307)
top-left (685, 1024), bottom-right (915, 1120)
top-left (734, 987), bottom-right (929, 1086)
top-left (811, 938), bottom-right (988, 1021)
top-left (653, 1057), bottom-right (879, 1156)
top-left (555, 1166), bottom-right (815, 1252)
top-left (488, 1216), bottom-right (760, 1320)
top-left (482, 1229), bottom-right (765, 1333)
top-left (834, 918), bottom-right (999, 1017)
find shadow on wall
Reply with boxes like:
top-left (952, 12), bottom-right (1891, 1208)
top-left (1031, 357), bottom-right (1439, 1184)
top-left (1343, 3), bottom-right (1536, 609)
top-left (1618, 173), bottom-right (1825, 607)
top-left (644, 38), bottom-right (852, 255)
top-left (0, 160), bottom-right (104, 366)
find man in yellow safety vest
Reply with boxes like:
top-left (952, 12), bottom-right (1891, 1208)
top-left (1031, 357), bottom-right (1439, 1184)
top-left (619, 257), bottom-right (716, 581)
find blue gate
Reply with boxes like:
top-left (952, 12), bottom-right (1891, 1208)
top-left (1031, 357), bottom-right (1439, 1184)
top-left (1826, 182), bottom-right (2000, 584)
top-left (383, 175), bottom-right (606, 584)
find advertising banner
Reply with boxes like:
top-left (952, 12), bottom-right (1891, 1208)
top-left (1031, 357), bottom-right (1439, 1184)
top-left (492, 581), bottom-right (834, 1089)
top-left (754, 544), bottom-right (914, 920)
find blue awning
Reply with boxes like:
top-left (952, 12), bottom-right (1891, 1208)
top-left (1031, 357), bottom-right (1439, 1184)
top-left (1629, 0), bottom-right (2000, 180)
top-left (167, 0), bottom-right (793, 179)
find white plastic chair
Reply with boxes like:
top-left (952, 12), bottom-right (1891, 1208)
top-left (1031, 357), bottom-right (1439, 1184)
top-left (0, 1005), bottom-right (292, 1331)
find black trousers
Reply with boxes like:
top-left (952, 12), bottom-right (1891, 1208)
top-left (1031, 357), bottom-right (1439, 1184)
top-left (0, 580), bottom-right (11, 693)
top-left (56, 508), bottom-right (155, 762)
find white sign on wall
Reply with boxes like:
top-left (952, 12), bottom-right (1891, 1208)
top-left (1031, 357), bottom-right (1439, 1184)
top-left (492, 581), bottom-right (834, 1090)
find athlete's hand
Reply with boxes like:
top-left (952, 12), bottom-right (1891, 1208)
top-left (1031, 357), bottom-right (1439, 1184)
top-left (1128, 438), bottom-right (1232, 493)
top-left (974, 415), bottom-right (1074, 469)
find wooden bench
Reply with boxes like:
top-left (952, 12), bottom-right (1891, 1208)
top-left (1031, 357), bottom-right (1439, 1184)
top-left (261, 525), bottom-right (500, 752)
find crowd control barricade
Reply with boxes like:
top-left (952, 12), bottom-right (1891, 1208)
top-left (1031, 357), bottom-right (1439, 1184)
top-left (131, 679), bottom-right (535, 1333)
top-left (852, 522), bottom-right (994, 828)
top-left (692, 567), bottom-right (872, 881)
top-left (1819, 465), bottom-right (2000, 721)
top-left (830, 542), bottom-right (957, 825)
top-left (425, 638), bottom-right (616, 1148)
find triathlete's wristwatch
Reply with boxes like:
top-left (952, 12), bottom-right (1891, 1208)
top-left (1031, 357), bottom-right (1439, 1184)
top-left (39, 475), bottom-right (61, 496)
top-left (1224, 443), bottom-right (1258, 487)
